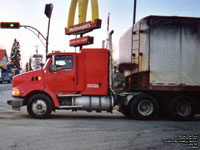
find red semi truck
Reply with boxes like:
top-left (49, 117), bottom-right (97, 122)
top-left (8, 49), bottom-right (116, 119)
top-left (7, 16), bottom-right (200, 120)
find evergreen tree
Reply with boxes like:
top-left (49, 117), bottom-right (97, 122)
top-left (10, 39), bottom-right (21, 69)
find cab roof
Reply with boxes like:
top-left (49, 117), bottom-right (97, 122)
top-left (47, 51), bottom-right (77, 58)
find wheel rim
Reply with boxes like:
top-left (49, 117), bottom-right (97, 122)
top-left (32, 100), bottom-right (47, 115)
top-left (176, 101), bottom-right (192, 117)
top-left (137, 100), bottom-right (154, 116)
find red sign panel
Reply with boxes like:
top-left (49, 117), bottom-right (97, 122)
top-left (65, 19), bottom-right (101, 35)
top-left (70, 36), bottom-right (94, 47)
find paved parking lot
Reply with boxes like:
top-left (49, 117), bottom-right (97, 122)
top-left (0, 83), bottom-right (200, 150)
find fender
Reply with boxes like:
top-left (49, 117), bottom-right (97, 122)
top-left (120, 92), bottom-right (143, 106)
top-left (43, 86), bottom-right (59, 108)
top-left (17, 83), bottom-right (44, 97)
top-left (17, 83), bottom-right (59, 108)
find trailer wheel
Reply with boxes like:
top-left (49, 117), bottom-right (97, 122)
top-left (130, 94), bottom-right (158, 120)
top-left (27, 94), bottom-right (53, 119)
top-left (169, 96), bottom-right (195, 121)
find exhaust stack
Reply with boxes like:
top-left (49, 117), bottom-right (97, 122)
top-left (108, 30), bottom-right (116, 96)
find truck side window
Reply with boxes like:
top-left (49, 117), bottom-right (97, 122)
top-left (49, 55), bottom-right (73, 72)
top-left (55, 55), bottom-right (73, 70)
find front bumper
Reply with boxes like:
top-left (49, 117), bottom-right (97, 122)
top-left (7, 97), bottom-right (24, 111)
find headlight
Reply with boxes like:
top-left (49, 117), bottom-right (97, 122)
top-left (12, 89), bottom-right (20, 96)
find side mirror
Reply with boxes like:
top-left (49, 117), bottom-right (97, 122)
top-left (52, 55), bottom-right (56, 72)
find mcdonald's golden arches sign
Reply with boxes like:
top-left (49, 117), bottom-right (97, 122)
top-left (65, 0), bottom-right (101, 35)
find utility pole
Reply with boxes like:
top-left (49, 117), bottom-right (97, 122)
top-left (133, 0), bottom-right (137, 25)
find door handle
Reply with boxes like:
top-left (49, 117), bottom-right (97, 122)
top-left (64, 69), bottom-right (72, 71)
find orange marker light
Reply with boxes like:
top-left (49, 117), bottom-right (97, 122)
top-left (38, 76), bottom-right (42, 81)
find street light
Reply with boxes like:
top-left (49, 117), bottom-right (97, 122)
top-left (0, 3), bottom-right (53, 61)
top-left (45, 3), bottom-right (53, 59)
top-left (45, 3), bottom-right (53, 19)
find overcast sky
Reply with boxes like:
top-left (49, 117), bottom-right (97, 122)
top-left (0, 0), bottom-right (200, 67)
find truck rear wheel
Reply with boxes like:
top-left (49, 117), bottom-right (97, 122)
top-left (27, 94), bottom-right (53, 119)
top-left (130, 94), bottom-right (158, 120)
top-left (169, 96), bottom-right (195, 121)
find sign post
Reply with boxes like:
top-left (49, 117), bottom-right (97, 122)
top-left (45, 3), bottom-right (53, 59)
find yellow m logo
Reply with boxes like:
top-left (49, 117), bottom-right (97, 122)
top-left (67, 0), bottom-right (99, 30)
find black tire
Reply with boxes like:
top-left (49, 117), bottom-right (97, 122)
top-left (129, 94), bottom-right (158, 120)
top-left (120, 104), bottom-right (132, 118)
top-left (169, 96), bottom-right (195, 121)
top-left (27, 94), bottom-right (53, 119)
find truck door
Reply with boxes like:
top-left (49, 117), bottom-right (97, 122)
top-left (45, 55), bottom-right (76, 93)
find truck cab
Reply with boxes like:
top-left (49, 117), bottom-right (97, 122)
top-left (8, 49), bottom-right (114, 118)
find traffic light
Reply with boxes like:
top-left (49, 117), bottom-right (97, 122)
top-left (0, 22), bottom-right (20, 29)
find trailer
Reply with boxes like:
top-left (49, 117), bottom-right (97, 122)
top-left (119, 15), bottom-right (200, 120)
top-left (7, 16), bottom-right (200, 120)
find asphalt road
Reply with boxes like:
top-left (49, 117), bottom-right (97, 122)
top-left (0, 82), bottom-right (11, 91)
top-left (0, 84), bottom-right (200, 150)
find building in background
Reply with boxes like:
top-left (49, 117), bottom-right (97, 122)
top-left (0, 49), bottom-right (13, 83)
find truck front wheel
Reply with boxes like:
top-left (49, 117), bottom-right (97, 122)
top-left (169, 96), bottom-right (195, 121)
top-left (130, 94), bottom-right (158, 120)
top-left (27, 94), bottom-right (53, 119)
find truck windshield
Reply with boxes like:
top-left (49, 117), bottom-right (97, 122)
top-left (43, 58), bottom-right (50, 69)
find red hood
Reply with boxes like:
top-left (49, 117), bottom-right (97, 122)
top-left (12, 70), bottom-right (44, 88)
